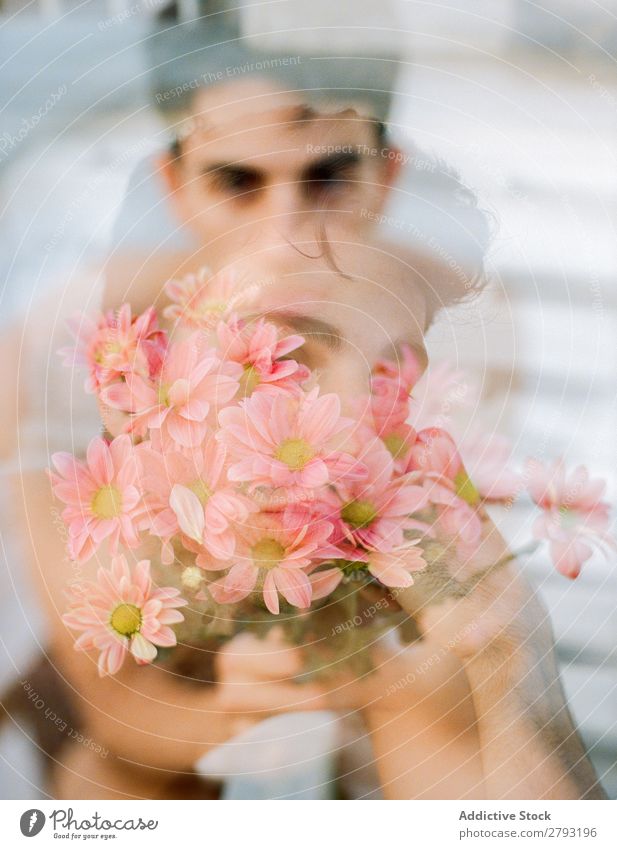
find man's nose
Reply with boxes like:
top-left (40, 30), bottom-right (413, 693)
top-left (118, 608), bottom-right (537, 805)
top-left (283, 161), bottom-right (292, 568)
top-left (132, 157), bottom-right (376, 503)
top-left (265, 181), bottom-right (312, 232)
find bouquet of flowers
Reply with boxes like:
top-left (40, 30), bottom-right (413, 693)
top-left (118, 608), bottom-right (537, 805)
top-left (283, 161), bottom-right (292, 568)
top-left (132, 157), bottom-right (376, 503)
top-left (49, 269), bottom-right (616, 676)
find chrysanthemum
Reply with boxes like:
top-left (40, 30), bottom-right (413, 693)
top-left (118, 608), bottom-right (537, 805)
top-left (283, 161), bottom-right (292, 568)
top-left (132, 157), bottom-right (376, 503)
top-left (526, 458), bottom-right (615, 578)
top-left (59, 304), bottom-right (167, 393)
top-left (163, 267), bottom-right (240, 330)
top-left (217, 387), bottom-right (366, 493)
top-left (407, 361), bottom-right (477, 432)
top-left (49, 435), bottom-right (146, 562)
top-left (309, 540), bottom-right (427, 596)
top-left (372, 342), bottom-right (422, 400)
top-left (366, 344), bottom-right (421, 467)
top-left (206, 510), bottom-right (334, 614)
top-left (137, 437), bottom-right (255, 563)
top-left (406, 427), bottom-right (483, 545)
top-left (459, 430), bottom-right (520, 502)
top-left (101, 333), bottom-right (241, 447)
top-left (326, 438), bottom-right (428, 552)
top-left (216, 316), bottom-right (309, 396)
top-left (62, 555), bottom-right (187, 676)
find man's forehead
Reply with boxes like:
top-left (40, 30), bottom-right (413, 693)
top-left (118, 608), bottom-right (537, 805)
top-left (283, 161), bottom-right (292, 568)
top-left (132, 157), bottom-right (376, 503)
top-left (179, 104), bottom-right (377, 159)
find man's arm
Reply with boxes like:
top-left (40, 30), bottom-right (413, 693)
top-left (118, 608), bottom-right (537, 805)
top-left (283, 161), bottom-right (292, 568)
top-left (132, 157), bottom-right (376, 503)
top-left (395, 516), bottom-right (607, 800)
top-left (458, 576), bottom-right (606, 799)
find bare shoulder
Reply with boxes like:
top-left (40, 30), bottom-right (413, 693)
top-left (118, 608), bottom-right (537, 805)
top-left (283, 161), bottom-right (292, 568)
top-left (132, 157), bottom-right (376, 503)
top-left (372, 234), bottom-right (482, 326)
top-left (0, 321), bottom-right (22, 460)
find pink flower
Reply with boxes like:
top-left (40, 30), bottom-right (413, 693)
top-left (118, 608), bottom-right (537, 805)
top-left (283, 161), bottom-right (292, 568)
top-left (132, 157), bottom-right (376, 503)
top-left (526, 458), bottom-right (615, 578)
top-left (366, 546), bottom-right (426, 587)
top-left (325, 437), bottom-right (428, 552)
top-left (406, 427), bottom-right (462, 481)
top-left (101, 333), bottom-right (241, 447)
top-left (62, 555), bottom-right (187, 676)
top-left (372, 343), bottom-right (423, 401)
top-left (206, 511), bottom-right (334, 614)
top-left (367, 344), bottom-right (421, 467)
top-left (459, 430), bottom-right (520, 502)
top-left (217, 387), bottom-right (366, 494)
top-left (137, 438), bottom-right (255, 563)
top-left (307, 565), bottom-right (346, 599)
top-left (363, 392), bottom-right (416, 470)
top-left (49, 436), bottom-right (146, 562)
top-left (408, 362), bottom-right (477, 432)
top-left (216, 316), bottom-right (309, 396)
top-left (164, 267), bottom-right (240, 330)
top-left (309, 541), bottom-right (426, 596)
top-left (60, 305), bottom-right (167, 393)
top-left (406, 428), bottom-right (483, 545)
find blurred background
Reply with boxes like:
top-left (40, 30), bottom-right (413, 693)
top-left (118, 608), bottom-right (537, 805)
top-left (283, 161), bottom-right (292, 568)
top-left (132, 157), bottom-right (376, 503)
top-left (0, 0), bottom-right (616, 798)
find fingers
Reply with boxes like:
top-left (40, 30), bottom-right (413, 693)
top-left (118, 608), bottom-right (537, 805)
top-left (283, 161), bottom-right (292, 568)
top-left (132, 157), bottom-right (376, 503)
top-left (215, 679), bottom-right (330, 715)
top-left (215, 628), bottom-right (305, 684)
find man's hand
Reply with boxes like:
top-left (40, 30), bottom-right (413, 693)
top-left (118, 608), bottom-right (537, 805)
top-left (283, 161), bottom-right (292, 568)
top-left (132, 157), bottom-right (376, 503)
top-left (393, 513), bottom-right (553, 665)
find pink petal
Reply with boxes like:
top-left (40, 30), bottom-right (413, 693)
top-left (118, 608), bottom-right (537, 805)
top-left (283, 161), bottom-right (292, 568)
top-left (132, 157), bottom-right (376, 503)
top-left (101, 641), bottom-right (127, 676)
top-left (51, 451), bottom-right (82, 481)
top-left (87, 438), bottom-right (114, 485)
top-left (368, 550), bottom-right (425, 587)
top-left (550, 539), bottom-right (592, 579)
top-left (262, 571), bottom-right (280, 614)
top-left (130, 633), bottom-right (158, 663)
top-left (133, 560), bottom-right (152, 599)
top-left (224, 561), bottom-right (258, 595)
top-left (100, 381), bottom-right (134, 412)
top-left (309, 567), bottom-right (343, 600)
top-left (299, 458), bottom-right (329, 489)
top-left (180, 398), bottom-right (211, 422)
top-left (301, 393), bottom-right (341, 443)
top-left (273, 567), bottom-right (312, 609)
top-left (166, 414), bottom-right (207, 448)
top-left (169, 485), bottom-right (205, 543)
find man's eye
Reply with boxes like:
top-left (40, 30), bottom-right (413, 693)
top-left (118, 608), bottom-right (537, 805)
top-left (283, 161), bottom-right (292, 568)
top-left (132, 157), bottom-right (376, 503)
top-left (209, 168), bottom-right (263, 195)
top-left (304, 154), bottom-right (360, 198)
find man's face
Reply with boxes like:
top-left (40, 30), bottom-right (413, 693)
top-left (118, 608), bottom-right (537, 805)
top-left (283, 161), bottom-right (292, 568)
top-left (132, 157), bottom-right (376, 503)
top-left (163, 84), bottom-right (397, 264)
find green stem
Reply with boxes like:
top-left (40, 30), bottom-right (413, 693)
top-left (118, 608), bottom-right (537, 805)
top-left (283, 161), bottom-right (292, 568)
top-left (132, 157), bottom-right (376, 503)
top-left (493, 539), bottom-right (541, 569)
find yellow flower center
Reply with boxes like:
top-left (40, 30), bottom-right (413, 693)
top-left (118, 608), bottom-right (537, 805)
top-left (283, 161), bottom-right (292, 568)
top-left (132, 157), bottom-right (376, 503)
top-left (95, 340), bottom-right (123, 365)
top-left (558, 506), bottom-right (579, 529)
top-left (275, 438), bottom-right (314, 470)
top-left (199, 301), bottom-right (225, 317)
top-left (110, 603), bottom-right (142, 637)
top-left (383, 433), bottom-right (407, 459)
top-left (157, 383), bottom-right (170, 406)
top-left (341, 500), bottom-right (377, 529)
top-left (91, 485), bottom-right (123, 519)
top-left (239, 364), bottom-right (260, 396)
top-left (189, 479), bottom-right (212, 503)
top-left (454, 470), bottom-right (480, 506)
top-left (251, 537), bottom-right (286, 570)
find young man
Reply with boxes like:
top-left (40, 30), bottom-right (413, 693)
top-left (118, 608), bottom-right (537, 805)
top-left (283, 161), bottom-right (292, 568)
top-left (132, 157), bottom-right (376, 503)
top-left (8, 77), bottom-right (603, 799)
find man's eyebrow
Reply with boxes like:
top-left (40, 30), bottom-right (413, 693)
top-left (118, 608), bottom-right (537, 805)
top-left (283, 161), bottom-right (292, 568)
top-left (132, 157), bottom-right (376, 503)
top-left (264, 312), bottom-right (343, 351)
top-left (200, 162), bottom-right (263, 176)
top-left (303, 151), bottom-right (361, 173)
top-left (286, 104), bottom-right (317, 124)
